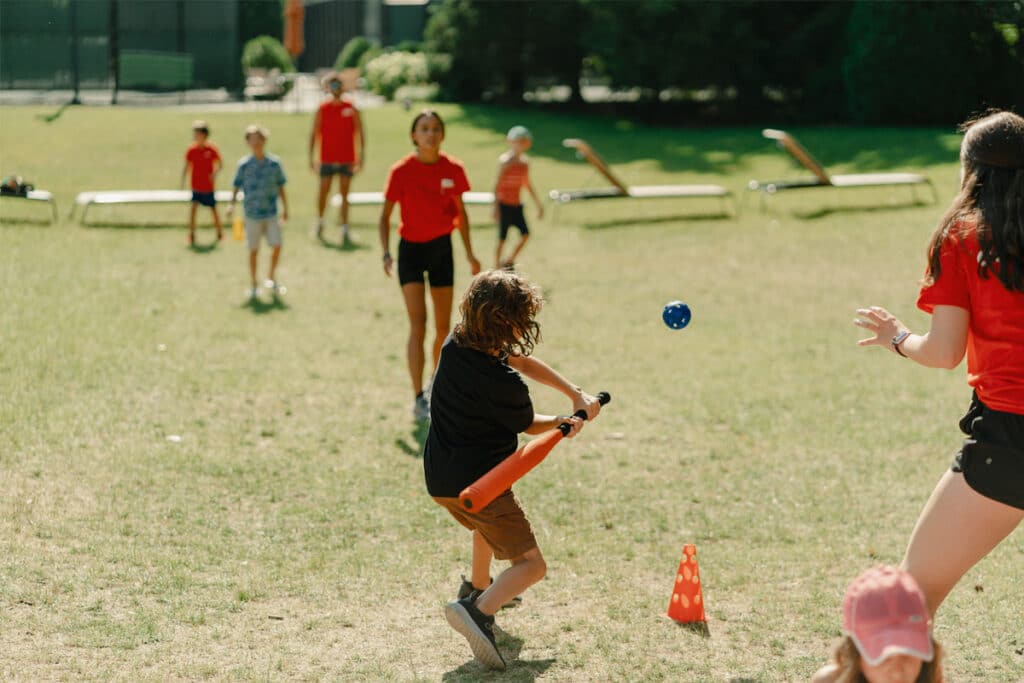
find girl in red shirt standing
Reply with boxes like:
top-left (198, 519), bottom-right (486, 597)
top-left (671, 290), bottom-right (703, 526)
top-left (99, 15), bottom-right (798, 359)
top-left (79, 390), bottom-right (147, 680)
top-left (854, 111), bottom-right (1024, 618)
top-left (379, 111), bottom-right (482, 420)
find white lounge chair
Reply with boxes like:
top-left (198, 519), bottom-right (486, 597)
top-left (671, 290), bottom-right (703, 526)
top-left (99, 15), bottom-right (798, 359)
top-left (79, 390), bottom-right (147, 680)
top-left (1, 189), bottom-right (58, 222)
top-left (747, 129), bottom-right (936, 208)
top-left (71, 189), bottom-right (238, 222)
top-left (547, 139), bottom-right (734, 214)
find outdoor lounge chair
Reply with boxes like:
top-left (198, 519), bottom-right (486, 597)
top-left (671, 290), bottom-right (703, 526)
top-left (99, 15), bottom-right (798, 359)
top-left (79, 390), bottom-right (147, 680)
top-left (329, 191), bottom-right (495, 207)
top-left (1, 189), bottom-right (58, 222)
top-left (547, 139), bottom-right (735, 214)
top-left (71, 189), bottom-right (238, 222)
top-left (747, 129), bottom-right (936, 208)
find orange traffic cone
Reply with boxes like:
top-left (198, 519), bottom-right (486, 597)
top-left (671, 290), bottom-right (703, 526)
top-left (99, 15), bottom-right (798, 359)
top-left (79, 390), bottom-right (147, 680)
top-left (667, 544), bottom-right (706, 623)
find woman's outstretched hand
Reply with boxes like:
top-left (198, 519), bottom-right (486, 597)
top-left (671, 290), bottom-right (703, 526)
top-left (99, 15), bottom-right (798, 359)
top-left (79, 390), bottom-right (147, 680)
top-left (854, 306), bottom-right (909, 353)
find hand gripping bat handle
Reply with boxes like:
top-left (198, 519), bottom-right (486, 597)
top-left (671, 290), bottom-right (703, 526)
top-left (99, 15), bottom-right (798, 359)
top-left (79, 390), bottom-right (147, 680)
top-left (558, 391), bottom-right (611, 436)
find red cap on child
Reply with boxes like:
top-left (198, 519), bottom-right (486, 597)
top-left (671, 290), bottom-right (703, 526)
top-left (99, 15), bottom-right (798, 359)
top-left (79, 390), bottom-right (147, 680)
top-left (842, 566), bottom-right (933, 666)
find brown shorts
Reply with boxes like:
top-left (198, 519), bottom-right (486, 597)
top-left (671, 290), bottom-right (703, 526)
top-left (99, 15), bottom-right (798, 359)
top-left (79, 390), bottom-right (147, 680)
top-left (433, 490), bottom-right (538, 560)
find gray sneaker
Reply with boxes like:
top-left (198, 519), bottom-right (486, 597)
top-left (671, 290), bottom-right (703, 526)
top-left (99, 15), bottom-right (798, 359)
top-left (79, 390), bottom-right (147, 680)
top-left (413, 394), bottom-right (430, 421)
top-left (445, 597), bottom-right (506, 670)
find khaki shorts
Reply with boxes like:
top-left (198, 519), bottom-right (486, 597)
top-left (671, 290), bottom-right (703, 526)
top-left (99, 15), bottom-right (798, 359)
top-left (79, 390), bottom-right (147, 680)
top-left (245, 217), bottom-right (282, 250)
top-left (433, 490), bottom-right (538, 560)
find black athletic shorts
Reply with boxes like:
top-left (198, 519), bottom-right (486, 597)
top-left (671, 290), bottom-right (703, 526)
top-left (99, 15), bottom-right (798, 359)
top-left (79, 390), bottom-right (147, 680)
top-left (319, 163), bottom-right (353, 178)
top-left (951, 392), bottom-right (1024, 510)
top-left (191, 191), bottom-right (216, 208)
top-left (398, 235), bottom-right (454, 287)
top-left (498, 203), bottom-right (529, 241)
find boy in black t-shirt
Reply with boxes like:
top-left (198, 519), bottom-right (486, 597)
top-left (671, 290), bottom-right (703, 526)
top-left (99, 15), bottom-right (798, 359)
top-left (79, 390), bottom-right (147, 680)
top-left (426, 270), bottom-right (602, 670)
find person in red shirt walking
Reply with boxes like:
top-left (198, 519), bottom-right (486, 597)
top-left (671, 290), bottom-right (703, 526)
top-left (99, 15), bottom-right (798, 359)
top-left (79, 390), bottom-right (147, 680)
top-left (379, 110), bottom-right (482, 421)
top-left (309, 72), bottom-right (364, 245)
top-left (853, 110), bottom-right (1024, 618)
top-left (180, 120), bottom-right (223, 245)
top-left (493, 125), bottom-right (543, 269)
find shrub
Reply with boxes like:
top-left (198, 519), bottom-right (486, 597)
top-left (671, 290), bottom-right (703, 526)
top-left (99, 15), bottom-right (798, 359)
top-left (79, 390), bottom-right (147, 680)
top-left (363, 51), bottom-right (430, 101)
top-left (241, 35), bottom-right (295, 74)
top-left (334, 36), bottom-right (376, 70)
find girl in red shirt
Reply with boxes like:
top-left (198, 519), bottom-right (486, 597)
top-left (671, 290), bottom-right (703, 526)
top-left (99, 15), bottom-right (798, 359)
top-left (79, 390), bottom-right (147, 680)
top-left (309, 72), bottom-right (364, 245)
top-left (379, 111), bottom-right (482, 420)
top-left (853, 111), bottom-right (1024, 619)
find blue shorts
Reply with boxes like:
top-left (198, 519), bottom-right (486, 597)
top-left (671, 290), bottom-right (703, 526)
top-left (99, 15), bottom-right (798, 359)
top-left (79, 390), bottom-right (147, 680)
top-left (191, 191), bottom-right (216, 208)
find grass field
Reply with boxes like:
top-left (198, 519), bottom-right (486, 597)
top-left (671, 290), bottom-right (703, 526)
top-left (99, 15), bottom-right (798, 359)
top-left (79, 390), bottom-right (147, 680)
top-left (1, 102), bottom-right (1021, 682)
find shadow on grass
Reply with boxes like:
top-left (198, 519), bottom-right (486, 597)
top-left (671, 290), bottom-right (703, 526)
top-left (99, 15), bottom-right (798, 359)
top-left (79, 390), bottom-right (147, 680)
top-left (188, 241), bottom-right (221, 254)
top-left (448, 105), bottom-right (958, 176)
top-left (317, 235), bottom-right (370, 252)
top-left (81, 221), bottom-right (186, 230)
top-left (675, 620), bottom-right (711, 638)
top-left (394, 420), bottom-right (429, 458)
top-left (580, 211), bottom-right (734, 230)
top-left (0, 215), bottom-right (53, 226)
top-left (442, 625), bottom-right (554, 682)
top-left (789, 199), bottom-right (936, 221)
top-left (241, 293), bottom-right (289, 315)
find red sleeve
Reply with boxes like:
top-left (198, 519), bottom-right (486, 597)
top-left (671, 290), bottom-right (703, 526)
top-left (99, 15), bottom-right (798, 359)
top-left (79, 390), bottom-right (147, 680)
top-left (917, 234), bottom-right (971, 313)
top-left (185, 147), bottom-right (195, 162)
top-left (384, 164), bottom-right (402, 203)
top-left (454, 163), bottom-right (470, 193)
top-left (212, 144), bottom-right (221, 162)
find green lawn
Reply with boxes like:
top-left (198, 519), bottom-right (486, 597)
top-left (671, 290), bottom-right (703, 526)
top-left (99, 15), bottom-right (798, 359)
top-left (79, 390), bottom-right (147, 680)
top-left (1, 103), bottom-right (1020, 682)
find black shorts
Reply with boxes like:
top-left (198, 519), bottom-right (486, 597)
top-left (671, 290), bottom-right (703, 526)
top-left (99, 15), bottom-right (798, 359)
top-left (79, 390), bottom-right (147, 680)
top-left (951, 393), bottom-right (1024, 509)
top-left (398, 235), bottom-right (454, 287)
top-left (498, 203), bottom-right (529, 241)
top-left (320, 163), bottom-right (353, 178)
top-left (191, 191), bottom-right (216, 208)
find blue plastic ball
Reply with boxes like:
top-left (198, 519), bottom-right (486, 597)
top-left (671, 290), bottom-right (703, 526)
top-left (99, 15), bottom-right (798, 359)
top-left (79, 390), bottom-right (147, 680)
top-left (662, 301), bottom-right (691, 330)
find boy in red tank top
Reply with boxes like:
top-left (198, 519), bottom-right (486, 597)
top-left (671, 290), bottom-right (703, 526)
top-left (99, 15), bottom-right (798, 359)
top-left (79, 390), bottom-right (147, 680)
top-left (493, 126), bottom-right (543, 269)
top-left (180, 120), bottom-right (223, 246)
top-left (308, 72), bottom-right (364, 245)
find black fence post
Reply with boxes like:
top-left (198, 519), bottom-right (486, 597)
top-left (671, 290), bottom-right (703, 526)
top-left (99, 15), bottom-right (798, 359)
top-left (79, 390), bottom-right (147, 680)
top-left (110, 0), bottom-right (120, 104)
top-left (69, 0), bottom-right (81, 103)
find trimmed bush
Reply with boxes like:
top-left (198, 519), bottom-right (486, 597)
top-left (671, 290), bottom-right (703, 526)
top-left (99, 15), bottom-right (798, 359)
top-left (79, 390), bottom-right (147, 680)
top-left (335, 36), bottom-right (376, 71)
top-left (363, 51), bottom-right (429, 101)
top-left (241, 35), bottom-right (295, 74)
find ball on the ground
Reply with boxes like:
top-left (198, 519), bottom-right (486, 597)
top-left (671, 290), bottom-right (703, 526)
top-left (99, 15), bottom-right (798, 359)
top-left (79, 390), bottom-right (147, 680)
top-left (662, 301), bottom-right (691, 330)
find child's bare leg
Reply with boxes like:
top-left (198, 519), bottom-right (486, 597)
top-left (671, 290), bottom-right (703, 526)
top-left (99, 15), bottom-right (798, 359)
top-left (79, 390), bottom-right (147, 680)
top-left (471, 531), bottom-right (493, 591)
top-left (401, 283), bottom-right (428, 395)
top-left (495, 240), bottom-right (505, 268)
top-left (188, 203), bottom-right (198, 240)
top-left (268, 245), bottom-right (282, 282)
top-left (317, 176), bottom-right (332, 219)
top-left (248, 249), bottom-right (259, 287)
top-left (901, 470), bottom-right (1023, 615)
top-left (211, 206), bottom-right (223, 238)
top-left (338, 175), bottom-right (352, 227)
top-left (507, 234), bottom-right (529, 264)
top-left (475, 547), bottom-right (545, 616)
top-left (428, 286), bottom-right (453, 373)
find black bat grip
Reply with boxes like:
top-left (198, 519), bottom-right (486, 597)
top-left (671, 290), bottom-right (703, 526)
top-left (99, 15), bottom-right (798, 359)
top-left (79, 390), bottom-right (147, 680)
top-left (558, 392), bottom-right (611, 436)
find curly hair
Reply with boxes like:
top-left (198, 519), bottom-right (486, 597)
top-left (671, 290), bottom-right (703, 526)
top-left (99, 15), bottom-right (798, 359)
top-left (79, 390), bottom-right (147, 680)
top-left (927, 110), bottom-right (1024, 292)
top-left (831, 636), bottom-right (944, 683)
top-left (453, 270), bottom-right (543, 359)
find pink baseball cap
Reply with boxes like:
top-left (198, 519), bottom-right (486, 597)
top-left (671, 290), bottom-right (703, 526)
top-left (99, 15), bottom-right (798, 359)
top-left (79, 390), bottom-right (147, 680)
top-left (842, 566), bottom-right (933, 666)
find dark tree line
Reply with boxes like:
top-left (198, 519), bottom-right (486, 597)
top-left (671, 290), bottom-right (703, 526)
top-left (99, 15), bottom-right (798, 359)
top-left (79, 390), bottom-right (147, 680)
top-left (423, 0), bottom-right (1024, 124)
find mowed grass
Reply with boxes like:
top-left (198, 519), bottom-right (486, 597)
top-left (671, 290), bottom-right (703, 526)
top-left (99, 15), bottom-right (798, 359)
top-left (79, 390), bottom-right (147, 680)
top-left (1, 103), bottom-right (1022, 682)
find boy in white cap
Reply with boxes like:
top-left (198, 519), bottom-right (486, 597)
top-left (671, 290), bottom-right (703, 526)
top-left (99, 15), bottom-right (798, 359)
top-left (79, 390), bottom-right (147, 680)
top-left (492, 126), bottom-right (543, 269)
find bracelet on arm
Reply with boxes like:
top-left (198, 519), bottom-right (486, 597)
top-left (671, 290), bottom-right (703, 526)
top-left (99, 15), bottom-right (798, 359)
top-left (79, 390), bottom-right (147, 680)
top-left (892, 330), bottom-right (911, 358)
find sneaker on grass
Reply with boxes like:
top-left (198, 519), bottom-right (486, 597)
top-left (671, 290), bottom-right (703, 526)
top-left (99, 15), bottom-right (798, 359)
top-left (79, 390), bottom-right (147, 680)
top-left (457, 576), bottom-right (522, 609)
top-left (444, 597), bottom-right (506, 670)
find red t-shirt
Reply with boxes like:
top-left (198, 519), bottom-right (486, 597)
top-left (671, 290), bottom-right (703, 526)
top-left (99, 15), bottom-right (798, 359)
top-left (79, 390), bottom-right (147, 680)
top-left (318, 99), bottom-right (357, 164)
top-left (917, 223), bottom-right (1024, 414)
top-left (495, 155), bottom-right (529, 205)
top-left (384, 153), bottom-right (471, 243)
top-left (186, 142), bottom-right (221, 192)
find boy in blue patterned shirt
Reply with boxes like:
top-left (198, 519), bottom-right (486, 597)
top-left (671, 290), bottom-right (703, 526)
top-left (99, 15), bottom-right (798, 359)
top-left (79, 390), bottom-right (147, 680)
top-left (228, 125), bottom-right (289, 299)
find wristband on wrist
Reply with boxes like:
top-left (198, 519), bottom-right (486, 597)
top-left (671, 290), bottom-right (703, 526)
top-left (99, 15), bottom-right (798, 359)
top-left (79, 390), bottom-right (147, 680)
top-left (892, 330), bottom-right (911, 357)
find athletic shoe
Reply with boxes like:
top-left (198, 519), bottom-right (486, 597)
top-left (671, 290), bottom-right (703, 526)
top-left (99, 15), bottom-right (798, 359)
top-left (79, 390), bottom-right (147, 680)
top-left (246, 287), bottom-right (259, 300)
top-left (264, 279), bottom-right (280, 293)
top-left (413, 394), bottom-right (430, 422)
top-left (340, 225), bottom-right (352, 245)
top-left (444, 597), bottom-right (506, 670)
top-left (457, 576), bottom-right (522, 609)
